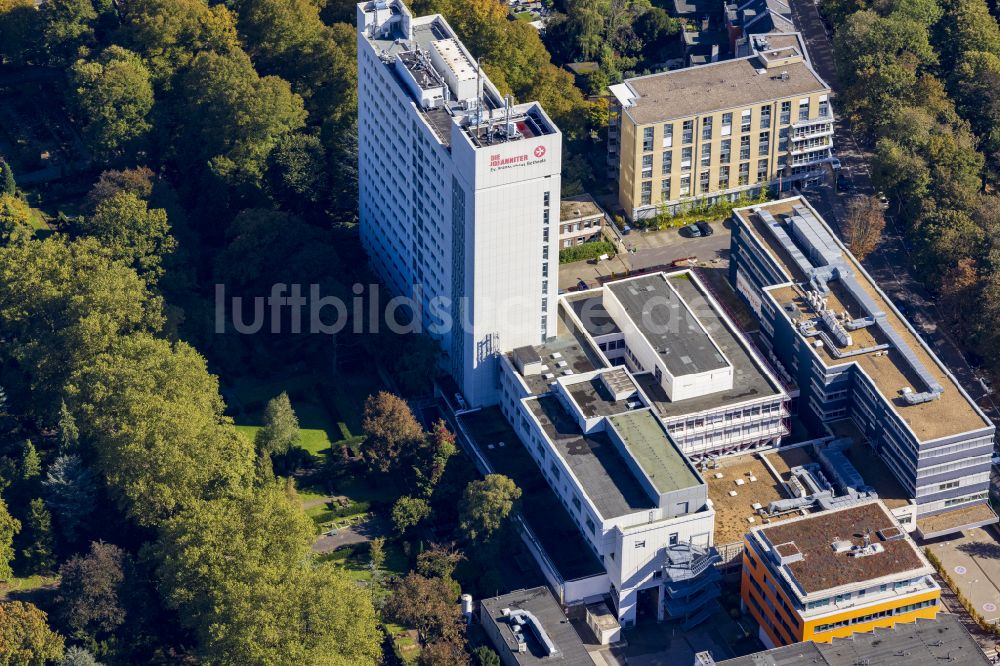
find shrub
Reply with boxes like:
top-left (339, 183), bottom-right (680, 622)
top-left (638, 188), bottom-right (772, 230)
top-left (558, 239), bottom-right (616, 265)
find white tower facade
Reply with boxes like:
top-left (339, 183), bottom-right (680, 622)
top-left (356, 0), bottom-right (562, 406)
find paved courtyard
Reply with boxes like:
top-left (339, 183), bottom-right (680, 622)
top-left (926, 527), bottom-right (1000, 624)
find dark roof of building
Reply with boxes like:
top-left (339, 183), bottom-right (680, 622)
top-left (566, 293), bottom-right (621, 337)
top-left (480, 587), bottom-right (591, 665)
top-left (639, 274), bottom-right (785, 418)
top-left (750, 501), bottom-right (929, 596)
top-left (718, 614), bottom-right (990, 665)
top-left (513, 345), bottom-right (542, 367)
top-left (565, 374), bottom-right (639, 419)
top-left (527, 395), bottom-right (656, 519)
top-left (607, 274), bottom-right (729, 378)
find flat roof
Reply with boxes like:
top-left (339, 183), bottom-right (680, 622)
top-left (719, 614), bottom-right (990, 665)
top-left (750, 501), bottom-right (929, 596)
top-left (565, 374), bottom-right (640, 420)
top-left (607, 274), bottom-right (729, 377)
top-left (621, 55), bottom-right (828, 125)
top-left (917, 502), bottom-right (998, 540)
top-left (566, 293), bottom-right (621, 337)
top-left (607, 410), bottom-right (702, 495)
top-left (639, 274), bottom-right (784, 418)
top-left (707, 450), bottom-right (809, 545)
top-left (528, 396), bottom-right (656, 520)
top-left (752, 33), bottom-right (807, 58)
top-left (560, 194), bottom-right (604, 223)
top-left (480, 587), bottom-right (591, 665)
top-left (510, 303), bottom-right (607, 395)
top-left (736, 198), bottom-right (992, 442)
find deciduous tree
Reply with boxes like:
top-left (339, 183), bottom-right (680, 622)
top-left (419, 638), bottom-right (468, 666)
top-left (72, 46), bottom-right (154, 156)
top-left (155, 483), bottom-right (381, 665)
top-left (176, 50), bottom-right (307, 188)
top-left (386, 573), bottom-right (462, 643)
top-left (416, 544), bottom-right (464, 581)
top-left (0, 0), bottom-right (42, 66)
top-left (77, 192), bottom-right (175, 283)
top-left (0, 601), bottom-right (65, 664)
top-left (458, 475), bottom-right (521, 542)
top-left (843, 195), bottom-right (887, 260)
top-left (391, 496), bottom-right (431, 537)
top-left (42, 0), bottom-right (96, 62)
top-left (120, 0), bottom-right (241, 80)
top-left (361, 392), bottom-right (423, 474)
top-left (85, 167), bottom-right (154, 211)
top-left (413, 420), bottom-right (456, 494)
top-left (0, 193), bottom-right (32, 244)
top-left (75, 333), bottom-right (255, 526)
top-left (0, 236), bottom-right (163, 416)
top-left (55, 542), bottom-right (127, 638)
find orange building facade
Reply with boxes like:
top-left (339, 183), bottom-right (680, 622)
top-left (740, 501), bottom-right (940, 648)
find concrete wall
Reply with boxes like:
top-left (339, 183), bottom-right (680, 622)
top-left (607, 509), bottom-right (716, 625)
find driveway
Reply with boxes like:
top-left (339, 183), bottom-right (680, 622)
top-left (560, 222), bottom-right (731, 290)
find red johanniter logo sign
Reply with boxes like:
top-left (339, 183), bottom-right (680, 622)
top-left (488, 144), bottom-right (548, 172)
top-left (490, 153), bottom-right (529, 167)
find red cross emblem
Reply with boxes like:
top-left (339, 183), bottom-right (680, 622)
top-left (534, 145), bottom-right (546, 158)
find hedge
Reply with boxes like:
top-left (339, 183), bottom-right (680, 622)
top-left (558, 239), bottom-right (616, 264)
top-left (636, 189), bottom-right (772, 230)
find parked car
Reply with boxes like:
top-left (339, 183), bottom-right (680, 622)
top-left (621, 225), bottom-right (632, 235)
top-left (682, 223), bottom-right (703, 238)
top-left (877, 191), bottom-right (889, 209)
top-left (695, 220), bottom-right (714, 236)
top-left (837, 173), bottom-right (853, 192)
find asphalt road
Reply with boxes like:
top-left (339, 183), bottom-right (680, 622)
top-left (789, 0), bottom-right (1000, 423)
top-left (621, 222), bottom-right (732, 272)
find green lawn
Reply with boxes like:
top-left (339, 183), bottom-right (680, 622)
top-left (306, 500), bottom-right (371, 532)
top-left (317, 539), bottom-right (408, 582)
top-left (229, 370), bottom-right (383, 463)
top-left (514, 10), bottom-right (535, 20)
top-left (385, 621), bottom-right (420, 664)
top-left (234, 401), bottom-right (335, 462)
top-left (0, 574), bottom-right (58, 599)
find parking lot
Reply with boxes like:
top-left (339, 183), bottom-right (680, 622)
top-left (558, 221), bottom-right (731, 291)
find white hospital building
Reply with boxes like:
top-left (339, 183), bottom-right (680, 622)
top-left (356, 0), bottom-right (562, 406)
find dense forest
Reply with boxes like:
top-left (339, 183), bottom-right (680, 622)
top-left (821, 0), bottom-right (1000, 377)
top-left (0, 0), bottom-right (603, 663)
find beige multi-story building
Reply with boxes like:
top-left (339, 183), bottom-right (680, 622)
top-left (609, 45), bottom-right (833, 221)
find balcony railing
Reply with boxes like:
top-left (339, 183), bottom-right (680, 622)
top-left (792, 112), bottom-right (834, 129)
top-left (791, 138), bottom-right (833, 155)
